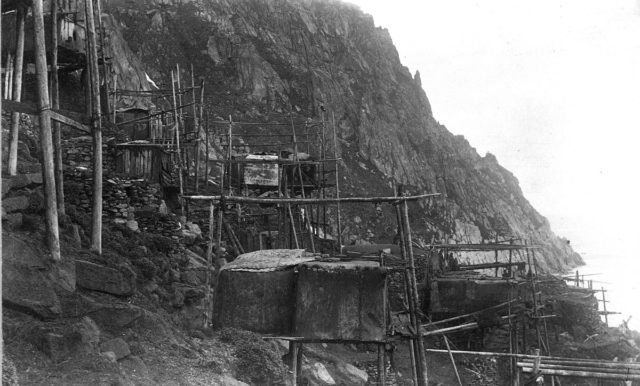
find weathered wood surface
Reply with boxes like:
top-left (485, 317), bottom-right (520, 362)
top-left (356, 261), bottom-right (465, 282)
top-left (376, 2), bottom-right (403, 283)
top-left (33, 0), bottom-right (61, 261)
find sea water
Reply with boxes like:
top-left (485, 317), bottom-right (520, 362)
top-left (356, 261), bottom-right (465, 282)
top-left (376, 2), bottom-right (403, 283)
top-left (568, 253), bottom-right (640, 331)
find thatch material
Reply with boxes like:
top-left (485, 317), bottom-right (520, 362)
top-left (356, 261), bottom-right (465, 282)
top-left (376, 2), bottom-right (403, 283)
top-left (294, 261), bottom-right (388, 341)
top-left (222, 249), bottom-right (316, 272)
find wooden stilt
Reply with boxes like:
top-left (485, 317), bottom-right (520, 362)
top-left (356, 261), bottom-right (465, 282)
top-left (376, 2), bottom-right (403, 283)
top-left (331, 112), bottom-right (342, 253)
top-left (112, 72), bottom-right (117, 123)
top-left (290, 341), bottom-right (299, 386)
top-left (601, 287), bottom-right (608, 326)
top-left (203, 202), bottom-right (215, 328)
top-left (378, 343), bottom-right (386, 385)
top-left (6, 54), bottom-right (13, 100)
top-left (394, 196), bottom-right (420, 386)
top-left (85, 0), bottom-right (103, 254)
top-left (96, 0), bottom-right (109, 118)
top-left (171, 70), bottom-right (185, 217)
top-left (8, 7), bottom-right (25, 176)
top-left (444, 336), bottom-right (463, 386)
top-left (205, 112), bottom-right (209, 188)
top-left (33, 0), bottom-right (61, 261)
top-left (194, 76), bottom-right (204, 193)
top-left (51, 0), bottom-right (65, 215)
top-left (397, 185), bottom-right (428, 386)
top-left (295, 342), bottom-right (303, 381)
top-left (227, 115), bottom-right (232, 195)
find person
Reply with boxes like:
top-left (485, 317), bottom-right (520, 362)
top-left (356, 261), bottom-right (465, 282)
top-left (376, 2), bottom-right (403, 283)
top-left (447, 253), bottom-right (459, 271)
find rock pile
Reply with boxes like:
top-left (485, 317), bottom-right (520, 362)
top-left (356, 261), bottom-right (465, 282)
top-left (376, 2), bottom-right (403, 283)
top-left (63, 136), bottom-right (115, 174)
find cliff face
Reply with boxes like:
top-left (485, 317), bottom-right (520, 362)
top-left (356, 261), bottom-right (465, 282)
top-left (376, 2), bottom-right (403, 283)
top-left (102, 0), bottom-right (582, 271)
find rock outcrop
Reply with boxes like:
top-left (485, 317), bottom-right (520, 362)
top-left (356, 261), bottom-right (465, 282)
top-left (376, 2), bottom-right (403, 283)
top-left (99, 0), bottom-right (582, 271)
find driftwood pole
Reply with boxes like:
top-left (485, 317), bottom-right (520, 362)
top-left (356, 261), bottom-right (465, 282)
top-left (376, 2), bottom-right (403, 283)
top-left (33, 0), bottom-right (61, 261)
top-left (400, 191), bottom-right (429, 386)
top-left (601, 287), bottom-right (608, 326)
top-left (205, 112), bottom-right (209, 188)
top-left (396, 185), bottom-right (428, 386)
top-left (7, 6), bottom-right (25, 176)
top-left (96, 0), bottom-right (109, 118)
top-left (171, 70), bottom-right (185, 216)
top-left (86, 0), bottom-right (103, 254)
top-left (203, 202), bottom-right (215, 327)
top-left (51, 0), bottom-right (65, 215)
top-left (394, 191), bottom-right (419, 386)
top-left (331, 112), bottom-right (342, 253)
top-left (443, 336), bottom-right (463, 386)
top-left (112, 72), bottom-right (117, 123)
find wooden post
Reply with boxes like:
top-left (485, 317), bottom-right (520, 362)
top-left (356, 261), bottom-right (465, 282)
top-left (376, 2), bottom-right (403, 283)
top-left (398, 186), bottom-right (428, 386)
top-left (33, 0), bottom-right (61, 261)
top-left (96, 0), bottom-right (109, 118)
top-left (601, 287), bottom-right (608, 326)
top-left (194, 75), bottom-right (204, 193)
top-left (85, 0), bottom-right (103, 254)
top-left (378, 343), bottom-right (386, 385)
top-left (227, 115), bottom-right (232, 195)
top-left (331, 112), bottom-right (342, 253)
top-left (203, 202), bottom-right (215, 327)
top-left (170, 70), bottom-right (185, 216)
top-left (295, 342), bottom-right (303, 381)
top-left (205, 112), bottom-right (209, 188)
top-left (112, 72), bottom-right (117, 123)
top-left (8, 7), bottom-right (25, 176)
top-left (444, 336), bottom-right (463, 386)
top-left (50, 0), bottom-right (65, 215)
top-left (6, 54), bottom-right (13, 100)
top-left (290, 341), bottom-right (299, 386)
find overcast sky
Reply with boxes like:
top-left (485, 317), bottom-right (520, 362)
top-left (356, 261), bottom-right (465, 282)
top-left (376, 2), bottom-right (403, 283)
top-left (347, 0), bottom-right (640, 258)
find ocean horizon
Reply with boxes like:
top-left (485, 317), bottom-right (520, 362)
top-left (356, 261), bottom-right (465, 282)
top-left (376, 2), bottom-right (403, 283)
top-left (568, 252), bottom-right (640, 331)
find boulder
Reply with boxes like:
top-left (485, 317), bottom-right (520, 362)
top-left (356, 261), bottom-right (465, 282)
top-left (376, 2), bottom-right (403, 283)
top-left (119, 355), bottom-right (150, 378)
top-left (212, 375), bottom-right (250, 386)
top-left (2, 213), bottom-right (23, 228)
top-left (2, 236), bottom-right (61, 319)
top-left (100, 338), bottom-right (131, 360)
top-left (75, 260), bottom-right (136, 296)
top-left (10, 173), bottom-right (43, 190)
top-left (305, 362), bottom-right (336, 385)
top-left (2, 196), bottom-right (29, 213)
top-left (126, 219), bottom-right (139, 232)
top-left (38, 332), bottom-right (69, 362)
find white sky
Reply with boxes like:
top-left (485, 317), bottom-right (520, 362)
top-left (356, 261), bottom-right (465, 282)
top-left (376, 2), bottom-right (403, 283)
top-left (347, 0), bottom-right (640, 258)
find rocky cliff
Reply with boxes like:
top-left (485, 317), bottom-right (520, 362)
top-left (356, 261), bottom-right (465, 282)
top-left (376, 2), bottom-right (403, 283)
top-left (101, 0), bottom-right (582, 271)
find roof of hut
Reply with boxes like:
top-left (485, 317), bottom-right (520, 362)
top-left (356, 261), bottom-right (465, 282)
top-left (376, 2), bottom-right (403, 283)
top-left (299, 260), bottom-right (385, 272)
top-left (221, 249), bottom-right (317, 272)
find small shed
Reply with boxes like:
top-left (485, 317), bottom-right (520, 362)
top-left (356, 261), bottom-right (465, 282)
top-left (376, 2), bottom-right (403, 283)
top-left (294, 261), bottom-right (388, 342)
top-left (114, 142), bottom-right (171, 184)
top-left (213, 249), bottom-right (316, 334)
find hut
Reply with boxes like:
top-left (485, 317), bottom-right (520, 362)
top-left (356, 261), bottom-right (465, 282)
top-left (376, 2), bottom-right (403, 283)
top-left (213, 249), bottom-right (316, 334)
top-left (294, 261), bottom-right (388, 342)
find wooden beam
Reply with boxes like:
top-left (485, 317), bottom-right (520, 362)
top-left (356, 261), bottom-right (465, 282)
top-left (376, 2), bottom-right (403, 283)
top-left (3, 99), bottom-right (91, 133)
top-left (33, 0), bottom-right (61, 261)
top-left (184, 192), bottom-right (440, 205)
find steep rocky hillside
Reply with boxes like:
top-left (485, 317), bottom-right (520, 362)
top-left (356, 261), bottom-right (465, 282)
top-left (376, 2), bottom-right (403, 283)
top-left (101, 0), bottom-right (581, 271)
